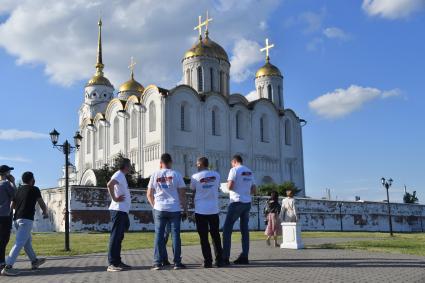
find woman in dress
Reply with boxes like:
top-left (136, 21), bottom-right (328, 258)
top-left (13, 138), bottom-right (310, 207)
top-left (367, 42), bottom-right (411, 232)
top-left (264, 191), bottom-right (282, 247)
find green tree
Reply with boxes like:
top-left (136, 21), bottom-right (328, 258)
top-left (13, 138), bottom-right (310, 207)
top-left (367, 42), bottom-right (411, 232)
top-left (258, 181), bottom-right (301, 196)
top-left (403, 191), bottom-right (419, 204)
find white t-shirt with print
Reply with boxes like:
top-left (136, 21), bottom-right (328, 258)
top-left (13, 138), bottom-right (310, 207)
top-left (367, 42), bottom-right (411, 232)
top-left (227, 165), bottom-right (255, 203)
top-left (190, 170), bottom-right (220, 215)
top-left (109, 170), bottom-right (131, 213)
top-left (148, 169), bottom-right (186, 212)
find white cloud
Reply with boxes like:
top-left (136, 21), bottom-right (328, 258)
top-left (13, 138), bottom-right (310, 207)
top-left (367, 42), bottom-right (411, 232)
top-left (306, 37), bottom-right (324, 52)
top-left (230, 39), bottom-right (263, 83)
top-left (0, 0), bottom-right (279, 88)
top-left (0, 129), bottom-right (48, 140)
top-left (362, 0), bottom-right (425, 19)
top-left (299, 10), bottom-right (326, 33)
top-left (309, 85), bottom-right (401, 119)
top-left (323, 27), bottom-right (350, 41)
top-left (0, 156), bottom-right (31, 163)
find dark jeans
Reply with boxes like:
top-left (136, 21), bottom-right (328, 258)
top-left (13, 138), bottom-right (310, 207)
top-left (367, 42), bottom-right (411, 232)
top-left (163, 222), bottom-right (171, 262)
top-left (0, 216), bottom-right (12, 265)
top-left (222, 202), bottom-right (251, 260)
top-left (153, 209), bottom-right (181, 265)
top-left (195, 213), bottom-right (223, 264)
top-left (108, 210), bottom-right (130, 266)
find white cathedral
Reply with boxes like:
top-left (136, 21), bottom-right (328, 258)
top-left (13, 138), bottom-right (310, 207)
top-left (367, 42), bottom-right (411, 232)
top-left (74, 16), bottom-right (306, 196)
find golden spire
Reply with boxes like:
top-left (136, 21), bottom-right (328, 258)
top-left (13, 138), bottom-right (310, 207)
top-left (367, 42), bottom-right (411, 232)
top-left (95, 18), bottom-right (104, 76)
top-left (203, 10), bottom-right (213, 38)
top-left (260, 38), bottom-right (275, 62)
top-left (128, 56), bottom-right (136, 79)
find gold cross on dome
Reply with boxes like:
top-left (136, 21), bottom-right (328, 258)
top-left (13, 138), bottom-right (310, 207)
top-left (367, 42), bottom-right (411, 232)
top-left (128, 56), bottom-right (136, 77)
top-left (194, 15), bottom-right (205, 37)
top-left (260, 38), bottom-right (275, 60)
top-left (203, 10), bottom-right (213, 31)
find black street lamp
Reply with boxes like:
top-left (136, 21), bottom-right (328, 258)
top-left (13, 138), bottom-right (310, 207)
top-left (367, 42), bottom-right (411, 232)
top-left (337, 202), bottom-right (343, 231)
top-left (49, 129), bottom-right (82, 251)
top-left (381, 177), bottom-right (394, 236)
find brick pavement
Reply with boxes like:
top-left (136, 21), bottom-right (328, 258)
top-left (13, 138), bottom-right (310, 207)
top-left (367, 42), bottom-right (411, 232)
top-left (1, 238), bottom-right (424, 283)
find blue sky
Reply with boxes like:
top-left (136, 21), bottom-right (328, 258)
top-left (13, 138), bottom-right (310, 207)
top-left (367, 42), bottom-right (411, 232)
top-left (0, 0), bottom-right (424, 202)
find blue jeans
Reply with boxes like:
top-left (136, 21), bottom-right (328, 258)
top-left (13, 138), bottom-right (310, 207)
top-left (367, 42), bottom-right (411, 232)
top-left (153, 209), bottom-right (181, 265)
top-left (6, 219), bottom-right (37, 266)
top-left (162, 222), bottom-right (171, 262)
top-left (108, 210), bottom-right (130, 266)
top-left (222, 202), bottom-right (251, 260)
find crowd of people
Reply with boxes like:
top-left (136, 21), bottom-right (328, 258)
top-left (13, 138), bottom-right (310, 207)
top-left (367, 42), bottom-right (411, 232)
top-left (0, 152), bottom-right (295, 276)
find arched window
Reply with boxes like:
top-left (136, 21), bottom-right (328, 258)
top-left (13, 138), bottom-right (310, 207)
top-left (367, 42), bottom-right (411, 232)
top-left (259, 86), bottom-right (263, 98)
top-left (285, 119), bottom-right (292, 145)
top-left (149, 102), bottom-right (156, 132)
top-left (212, 107), bottom-right (220, 136)
top-left (220, 71), bottom-right (224, 94)
top-left (180, 102), bottom-right (190, 131)
top-left (186, 69), bottom-right (191, 85)
top-left (210, 68), bottom-right (214, 92)
top-left (226, 73), bottom-right (230, 95)
top-left (98, 125), bottom-right (104, 150)
top-left (267, 84), bottom-right (272, 100)
top-left (278, 85), bottom-right (282, 107)
top-left (86, 130), bottom-right (91, 154)
top-left (131, 110), bottom-right (138, 139)
top-left (260, 115), bottom-right (269, 142)
top-left (236, 111), bottom-right (243, 139)
top-left (197, 66), bottom-right (203, 92)
top-left (113, 117), bottom-right (120, 145)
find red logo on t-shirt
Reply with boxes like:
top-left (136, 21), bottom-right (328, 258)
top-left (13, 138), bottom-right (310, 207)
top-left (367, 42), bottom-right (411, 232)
top-left (200, 176), bottom-right (216, 183)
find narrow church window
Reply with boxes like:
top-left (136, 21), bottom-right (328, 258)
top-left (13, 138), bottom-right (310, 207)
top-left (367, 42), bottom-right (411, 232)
top-left (220, 71), bottom-right (224, 94)
top-left (197, 66), bottom-right (203, 92)
top-left (181, 104), bottom-right (185, 131)
top-left (131, 109), bottom-right (138, 139)
top-left (186, 69), bottom-right (191, 85)
top-left (236, 111), bottom-right (243, 139)
top-left (98, 125), bottom-right (103, 150)
top-left (259, 86), bottom-right (263, 98)
top-left (180, 102), bottom-right (190, 131)
top-left (86, 130), bottom-right (91, 154)
top-left (260, 115), bottom-right (269, 142)
top-left (212, 107), bottom-right (219, 136)
top-left (226, 74), bottom-right (230, 95)
top-left (210, 68), bottom-right (214, 92)
top-left (267, 85), bottom-right (272, 100)
top-left (285, 119), bottom-right (292, 145)
top-left (278, 85), bottom-right (282, 107)
top-left (149, 102), bottom-right (156, 132)
top-left (113, 117), bottom-right (120, 145)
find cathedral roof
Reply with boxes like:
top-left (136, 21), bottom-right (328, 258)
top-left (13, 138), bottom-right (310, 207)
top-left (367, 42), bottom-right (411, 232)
top-left (255, 58), bottom-right (282, 79)
top-left (119, 75), bottom-right (144, 93)
top-left (86, 74), bottom-right (113, 87)
top-left (183, 33), bottom-right (229, 62)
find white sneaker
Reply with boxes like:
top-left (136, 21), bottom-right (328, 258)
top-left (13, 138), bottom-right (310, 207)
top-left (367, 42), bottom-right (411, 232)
top-left (1, 265), bottom-right (19, 276)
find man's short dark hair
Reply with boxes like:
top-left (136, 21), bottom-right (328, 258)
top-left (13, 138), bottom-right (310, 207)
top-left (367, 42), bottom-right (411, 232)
top-left (22, 171), bottom-right (34, 184)
top-left (118, 158), bottom-right (131, 170)
top-left (232, 154), bottom-right (243, 164)
top-left (198, 157), bottom-right (209, 168)
top-left (161, 153), bottom-right (173, 165)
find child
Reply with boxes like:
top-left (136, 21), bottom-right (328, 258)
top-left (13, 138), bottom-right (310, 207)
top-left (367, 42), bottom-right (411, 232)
top-left (263, 191), bottom-right (281, 247)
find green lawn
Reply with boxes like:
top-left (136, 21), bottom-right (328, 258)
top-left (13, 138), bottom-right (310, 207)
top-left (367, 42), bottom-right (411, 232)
top-left (6, 231), bottom-right (425, 257)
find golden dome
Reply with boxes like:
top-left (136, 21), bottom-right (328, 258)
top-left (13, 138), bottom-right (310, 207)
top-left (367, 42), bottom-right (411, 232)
top-left (119, 76), bottom-right (144, 93)
top-left (86, 73), bottom-right (113, 87)
top-left (255, 59), bottom-right (282, 78)
top-left (183, 35), bottom-right (229, 62)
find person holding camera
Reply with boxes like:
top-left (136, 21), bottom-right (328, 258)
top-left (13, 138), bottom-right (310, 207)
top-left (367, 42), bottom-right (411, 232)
top-left (0, 165), bottom-right (16, 273)
top-left (147, 153), bottom-right (187, 270)
top-left (1, 171), bottom-right (48, 276)
top-left (264, 190), bottom-right (281, 247)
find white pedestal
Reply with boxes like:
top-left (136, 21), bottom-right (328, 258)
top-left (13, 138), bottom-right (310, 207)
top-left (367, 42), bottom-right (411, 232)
top-left (280, 222), bottom-right (304, 249)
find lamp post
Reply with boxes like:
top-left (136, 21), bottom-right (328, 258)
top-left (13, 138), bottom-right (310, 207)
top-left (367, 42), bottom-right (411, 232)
top-left (49, 129), bottom-right (83, 251)
top-left (381, 177), bottom-right (394, 236)
top-left (337, 202), bottom-right (343, 231)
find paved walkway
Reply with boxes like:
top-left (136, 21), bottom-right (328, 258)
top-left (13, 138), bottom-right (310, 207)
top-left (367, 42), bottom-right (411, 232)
top-left (1, 238), bottom-right (424, 283)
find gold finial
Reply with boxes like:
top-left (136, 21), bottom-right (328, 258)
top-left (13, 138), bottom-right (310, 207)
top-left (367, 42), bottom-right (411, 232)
top-left (194, 15), bottom-right (204, 40)
top-left (203, 10), bottom-right (213, 37)
top-left (260, 38), bottom-right (275, 62)
top-left (128, 56), bottom-right (136, 79)
top-left (95, 17), bottom-right (104, 76)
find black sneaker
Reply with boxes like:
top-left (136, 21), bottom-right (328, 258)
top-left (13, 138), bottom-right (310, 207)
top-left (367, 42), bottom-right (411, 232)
top-left (173, 263), bottom-right (186, 270)
top-left (31, 258), bottom-right (46, 270)
top-left (151, 264), bottom-right (162, 271)
top-left (162, 259), bottom-right (171, 266)
top-left (222, 259), bottom-right (231, 266)
top-left (118, 262), bottom-right (132, 270)
top-left (215, 260), bottom-right (224, 268)
top-left (202, 262), bottom-right (213, 268)
top-left (233, 256), bottom-right (249, 265)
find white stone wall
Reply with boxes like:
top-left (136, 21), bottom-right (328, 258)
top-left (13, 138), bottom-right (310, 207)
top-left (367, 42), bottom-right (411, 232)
top-left (34, 186), bottom-right (425, 233)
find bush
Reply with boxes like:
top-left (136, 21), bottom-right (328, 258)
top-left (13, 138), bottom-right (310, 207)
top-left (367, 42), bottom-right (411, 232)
top-left (403, 191), bottom-right (418, 204)
top-left (258, 181), bottom-right (301, 197)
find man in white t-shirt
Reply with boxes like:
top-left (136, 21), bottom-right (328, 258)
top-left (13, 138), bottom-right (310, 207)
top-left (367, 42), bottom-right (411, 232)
top-left (106, 158), bottom-right (132, 272)
top-left (222, 155), bottom-right (256, 265)
top-left (190, 157), bottom-right (223, 268)
top-left (147, 153), bottom-right (187, 270)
